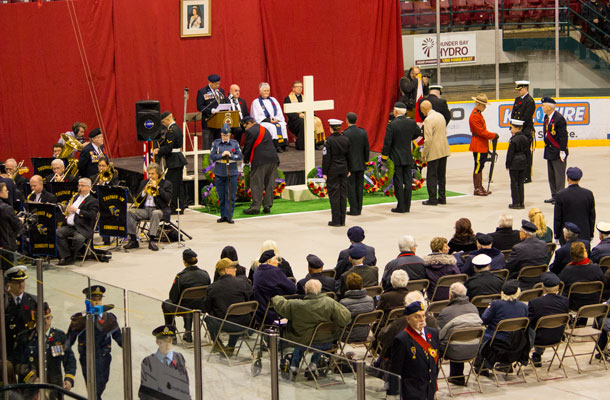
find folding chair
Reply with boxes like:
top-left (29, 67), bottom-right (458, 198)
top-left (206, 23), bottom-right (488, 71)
top-left (365, 285), bottom-right (382, 299)
top-left (324, 291), bottom-right (337, 300)
top-left (560, 303), bottom-right (609, 374)
top-left (529, 313), bottom-right (570, 381)
top-left (460, 253), bottom-right (470, 263)
top-left (373, 307), bottom-right (405, 356)
top-left (439, 326), bottom-right (485, 396)
top-left (339, 310), bottom-right (384, 360)
top-left (428, 300), bottom-right (451, 316)
top-left (546, 242), bottom-right (557, 258)
top-left (406, 279), bottom-right (429, 293)
top-left (501, 249), bottom-right (512, 262)
top-left (516, 265), bottom-right (548, 287)
top-left (288, 276), bottom-right (297, 284)
top-left (534, 281), bottom-right (565, 293)
top-left (490, 269), bottom-right (509, 282)
top-left (471, 294), bottom-right (500, 315)
top-left (431, 274), bottom-right (468, 301)
top-left (169, 286), bottom-right (208, 345)
top-left (206, 300), bottom-right (258, 366)
top-left (567, 281), bottom-right (604, 312)
top-left (80, 238), bottom-right (100, 266)
top-left (599, 256), bottom-right (610, 268)
top-left (155, 220), bottom-right (173, 244)
top-left (321, 269), bottom-right (336, 279)
top-left (517, 287), bottom-right (543, 303)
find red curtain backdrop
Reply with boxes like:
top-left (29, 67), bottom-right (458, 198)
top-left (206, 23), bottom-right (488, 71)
top-left (0, 0), bottom-right (403, 168)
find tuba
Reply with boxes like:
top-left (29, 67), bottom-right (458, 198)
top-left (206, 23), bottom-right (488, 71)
top-left (59, 133), bottom-right (84, 179)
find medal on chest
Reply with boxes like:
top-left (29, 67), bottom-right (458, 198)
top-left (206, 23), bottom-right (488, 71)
top-left (411, 346), bottom-right (417, 359)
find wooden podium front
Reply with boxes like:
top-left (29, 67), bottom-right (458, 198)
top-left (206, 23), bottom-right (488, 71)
top-left (207, 110), bottom-right (241, 129)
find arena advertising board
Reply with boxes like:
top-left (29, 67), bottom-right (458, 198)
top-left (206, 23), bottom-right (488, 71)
top-left (414, 33), bottom-right (476, 66)
top-left (445, 97), bottom-right (609, 145)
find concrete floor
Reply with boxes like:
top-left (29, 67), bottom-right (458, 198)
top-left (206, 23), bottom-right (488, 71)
top-left (34, 146), bottom-right (610, 399)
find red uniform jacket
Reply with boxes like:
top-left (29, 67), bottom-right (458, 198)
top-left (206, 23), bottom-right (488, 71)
top-left (469, 109), bottom-right (495, 153)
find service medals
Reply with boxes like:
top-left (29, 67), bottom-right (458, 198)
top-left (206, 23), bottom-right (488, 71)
top-left (411, 346), bottom-right (417, 359)
top-left (428, 348), bottom-right (438, 359)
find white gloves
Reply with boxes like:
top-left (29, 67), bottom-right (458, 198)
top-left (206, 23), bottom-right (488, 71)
top-left (560, 151), bottom-right (566, 162)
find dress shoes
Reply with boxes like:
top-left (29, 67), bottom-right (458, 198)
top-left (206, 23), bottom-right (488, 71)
top-left (124, 239), bottom-right (139, 249)
top-left (531, 352), bottom-right (542, 368)
top-left (508, 204), bottom-right (520, 209)
top-left (391, 208), bottom-right (407, 213)
top-left (447, 377), bottom-right (466, 386)
top-left (276, 147), bottom-right (283, 153)
top-left (148, 241), bottom-right (159, 251)
top-left (226, 219), bottom-right (235, 224)
top-left (328, 221), bottom-right (342, 227)
top-left (263, 207), bottom-right (271, 214)
top-left (182, 332), bottom-right (193, 343)
top-left (217, 217), bottom-right (227, 223)
top-left (544, 198), bottom-right (555, 204)
top-left (438, 199), bottom-right (446, 204)
top-left (524, 177), bottom-right (532, 183)
top-left (422, 200), bottom-right (438, 206)
top-left (57, 258), bottom-right (74, 266)
top-left (242, 208), bottom-right (260, 215)
top-left (347, 211), bottom-right (360, 216)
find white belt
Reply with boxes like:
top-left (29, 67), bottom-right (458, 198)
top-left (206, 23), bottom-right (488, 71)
top-left (172, 148), bottom-right (182, 153)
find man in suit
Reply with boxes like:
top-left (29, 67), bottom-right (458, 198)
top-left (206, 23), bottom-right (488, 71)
top-left (550, 222), bottom-right (591, 275)
top-left (387, 300), bottom-right (440, 400)
top-left (417, 84), bottom-right (451, 125)
top-left (78, 128), bottom-right (106, 179)
top-left (344, 112), bottom-right (369, 216)
top-left (334, 226), bottom-right (377, 279)
top-left (506, 220), bottom-right (548, 289)
top-left (541, 97), bottom-right (568, 203)
top-left (511, 81), bottom-right (536, 182)
top-left (4, 266), bottom-right (37, 365)
top-left (591, 222), bottom-right (610, 263)
top-left (227, 84), bottom-right (250, 145)
top-left (197, 74), bottom-right (226, 147)
top-left (322, 119), bottom-right (352, 227)
top-left (381, 102), bottom-right (420, 213)
top-left (421, 100), bottom-right (450, 206)
top-left (242, 118), bottom-right (280, 215)
top-left (528, 272), bottom-right (569, 367)
top-left (154, 111), bottom-right (188, 213)
top-left (26, 175), bottom-right (57, 203)
top-left (283, 80), bottom-right (327, 151)
top-left (125, 163), bottom-right (173, 251)
top-left (296, 254), bottom-right (336, 295)
top-left (56, 178), bottom-right (99, 265)
top-left (553, 166), bottom-right (596, 245)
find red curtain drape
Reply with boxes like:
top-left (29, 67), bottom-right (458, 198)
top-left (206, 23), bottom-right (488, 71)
top-left (0, 0), bottom-right (403, 169)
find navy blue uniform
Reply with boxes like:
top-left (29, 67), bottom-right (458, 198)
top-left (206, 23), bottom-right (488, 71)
top-left (4, 292), bottom-right (37, 364)
top-left (528, 293), bottom-right (569, 346)
top-left (322, 132), bottom-right (352, 226)
top-left (591, 237), bottom-right (610, 264)
top-left (157, 122), bottom-right (188, 211)
top-left (210, 138), bottom-right (243, 220)
top-left (197, 85), bottom-right (227, 143)
top-left (554, 184), bottom-right (596, 245)
top-left (511, 93), bottom-right (535, 179)
top-left (550, 239), bottom-right (591, 275)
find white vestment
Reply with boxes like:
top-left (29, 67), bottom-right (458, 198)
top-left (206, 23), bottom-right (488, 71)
top-left (250, 96), bottom-right (288, 140)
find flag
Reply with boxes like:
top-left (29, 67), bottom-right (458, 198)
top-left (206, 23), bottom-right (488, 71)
top-left (142, 141), bottom-right (152, 179)
top-left (414, 75), bottom-right (424, 124)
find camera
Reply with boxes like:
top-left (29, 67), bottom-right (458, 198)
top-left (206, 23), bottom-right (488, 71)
top-left (16, 211), bottom-right (39, 231)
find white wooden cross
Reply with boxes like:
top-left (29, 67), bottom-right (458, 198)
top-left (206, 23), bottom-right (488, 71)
top-left (283, 75), bottom-right (334, 182)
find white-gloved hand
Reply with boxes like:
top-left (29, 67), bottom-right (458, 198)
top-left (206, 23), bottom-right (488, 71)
top-left (211, 108), bottom-right (218, 114)
top-left (560, 151), bottom-right (566, 162)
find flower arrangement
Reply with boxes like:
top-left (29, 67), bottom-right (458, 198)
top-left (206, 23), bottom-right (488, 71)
top-left (201, 183), bottom-right (219, 210)
top-left (306, 166), bottom-right (328, 198)
top-left (364, 155), bottom-right (394, 194)
top-left (411, 139), bottom-right (426, 190)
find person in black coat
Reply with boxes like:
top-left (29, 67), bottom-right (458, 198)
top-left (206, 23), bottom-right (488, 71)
top-left (125, 163), bottom-right (173, 251)
top-left (227, 84), bottom-right (250, 145)
top-left (297, 254), bottom-right (336, 295)
top-left (334, 226), bottom-right (377, 279)
top-left (4, 266), bottom-right (38, 365)
top-left (553, 166), bottom-right (596, 245)
top-left (196, 74), bottom-right (227, 146)
top-left (488, 214), bottom-right (522, 251)
top-left (510, 81), bottom-right (536, 182)
top-left (417, 85), bottom-right (451, 125)
top-left (506, 220), bottom-right (548, 289)
top-left (26, 175), bottom-right (58, 204)
top-left (0, 182), bottom-right (24, 255)
top-left (213, 246), bottom-right (247, 281)
top-left (399, 67), bottom-right (426, 115)
top-left (464, 255), bottom-right (504, 313)
top-left (78, 128), bottom-right (106, 179)
top-left (459, 233), bottom-right (506, 276)
top-left (381, 102), bottom-right (420, 213)
top-left (381, 235), bottom-right (426, 290)
top-left (322, 119), bottom-right (352, 227)
top-left (559, 241), bottom-right (604, 311)
top-left (506, 119), bottom-right (530, 209)
top-left (541, 97), bottom-right (569, 203)
top-left (550, 222), bottom-right (591, 275)
top-left (344, 112), bottom-right (370, 216)
top-left (56, 178), bottom-right (99, 265)
top-left (591, 222), bottom-right (610, 263)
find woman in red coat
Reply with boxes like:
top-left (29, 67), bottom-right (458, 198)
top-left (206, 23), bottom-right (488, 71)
top-left (469, 94), bottom-right (498, 196)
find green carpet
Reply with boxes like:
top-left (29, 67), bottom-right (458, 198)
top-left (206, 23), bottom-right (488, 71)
top-left (194, 187), bottom-right (465, 219)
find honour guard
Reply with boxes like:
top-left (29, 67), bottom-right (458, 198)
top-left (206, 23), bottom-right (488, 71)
top-left (510, 81), bottom-right (536, 182)
top-left (68, 285), bottom-right (122, 400)
top-left (322, 119), bottom-right (352, 227)
top-left (506, 119), bottom-right (530, 209)
top-left (210, 123), bottom-right (243, 223)
top-left (4, 266), bottom-right (38, 365)
top-left (138, 325), bottom-right (190, 400)
top-left (78, 128), bottom-right (107, 179)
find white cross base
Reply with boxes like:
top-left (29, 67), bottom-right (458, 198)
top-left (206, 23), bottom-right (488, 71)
top-left (283, 75), bottom-right (334, 183)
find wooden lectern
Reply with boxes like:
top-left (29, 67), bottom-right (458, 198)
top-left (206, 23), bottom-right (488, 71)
top-left (206, 111), bottom-right (241, 129)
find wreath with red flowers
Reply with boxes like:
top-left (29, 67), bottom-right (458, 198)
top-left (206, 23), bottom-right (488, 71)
top-left (364, 156), bottom-right (394, 194)
top-left (306, 167), bottom-right (328, 198)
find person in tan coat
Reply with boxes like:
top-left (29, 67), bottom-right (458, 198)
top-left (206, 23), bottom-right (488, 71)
top-left (421, 100), bottom-right (450, 206)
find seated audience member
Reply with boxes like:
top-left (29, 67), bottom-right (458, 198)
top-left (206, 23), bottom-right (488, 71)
top-left (252, 249), bottom-right (297, 325)
top-left (250, 82), bottom-right (289, 152)
top-left (448, 218), bottom-right (478, 254)
top-left (334, 226), bottom-right (377, 280)
top-left (459, 232), bottom-right (505, 276)
top-left (339, 272), bottom-right (375, 342)
top-left (488, 214), bottom-right (521, 251)
top-left (26, 175), bottom-right (57, 203)
top-left (378, 270), bottom-right (409, 315)
top-left (464, 254), bottom-right (505, 306)
top-left (424, 237), bottom-right (460, 300)
top-left (437, 282), bottom-right (483, 386)
top-left (248, 239), bottom-right (294, 281)
top-left (506, 219), bottom-right (547, 289)
top-left (590, 222), bottom-right (610, 264)
top-left (338, 243), bottom-right (379, 296)
top-left (296, 254), bottom-right (336, 295)
top-left (527, 272), bottom-right (569, 367)
top-left (272, 279), bottom-right (351, 377)
top-left (559, 241), bottom-right (604, 312)
top-left (124, 163), bottom-right (172, 251)
top-left (550, 222), bottom-right (591, 275)
top-left (53, 143), bottom-right (64, 158)
top-left (204, 258), bottom-right (253, 352)
top-left (56, 178), bottom-right (98, 265)
top-left (46, 159), bottom-right (77, 183)
top-left (381, 235), bottom-right (425, 290)
top-left (213, 246), bottom-right (247, 281)
top-left (529, 207), bottom-right (554, 243)
top-left (161, 249), bottom-right (211, 343)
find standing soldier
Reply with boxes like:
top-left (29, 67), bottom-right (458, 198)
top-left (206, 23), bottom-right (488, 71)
top-left (541, 97), bottom-right (569, 204)
top-left (344, 112), bottom-right (370, 216)
top-left (322, 119), bottom-right (352, 227)
top-left (510, 81), bottom-right (536, 183)
top-left (4, 266), bottom-right (37, 365)
top-left (68, 285), bottom-right (122, 400)
top-left (210, 123), bottom-right (243, 224)
top-left (506, 119), bottom-right (530, 209)
top-left (469, 94), bottom-right (499, 196)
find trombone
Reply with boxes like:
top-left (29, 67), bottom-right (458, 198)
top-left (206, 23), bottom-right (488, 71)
top-left (130, 169), bottom-right (166, 209)
top-left (10, 160), bottom-right (29, 180)
top-left (93, 165), bottom-right (117, 186)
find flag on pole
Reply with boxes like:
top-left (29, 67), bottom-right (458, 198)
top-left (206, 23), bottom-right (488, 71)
top-left (414, 75), bottom-right (424, 124)
top-left (142, 140), bottom-right (152, 179)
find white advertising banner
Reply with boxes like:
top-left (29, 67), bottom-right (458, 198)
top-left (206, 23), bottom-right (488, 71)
top-left (414, 33), bottom-right (476, 66)
top-left (445, 97), bottom-right (610, 146)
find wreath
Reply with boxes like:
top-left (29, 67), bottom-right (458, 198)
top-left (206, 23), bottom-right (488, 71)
top-left (201, 183), bottom-right (219, 210)
top-left (306, 166), bottom-right (328, 198)
top-left (364, 155), bottom-right (394, 194)
top-left (411, 139), bottom-right (426, 190)
top-left (236, 164), bottom-right (286, 201)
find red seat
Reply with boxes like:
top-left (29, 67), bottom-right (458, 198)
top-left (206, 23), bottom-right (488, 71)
top-left (439, 0), bottom-right (452, 26)
top-left (527, 0), bottom-right (545, 22)
top-left (503, 0), bottom-right (525, 24)
top-left (542, 0), bottom-right (556, 20)
top-left (414, 1), bottom-right (436, 28)
top-left (401, 1), bottom-right (417, 29)
top-left (453, 0), bottom-right (472, 26)
top-left (471, 0), bottom-right (492, 25)
top-left (483, 0), bottom-right (496, 24)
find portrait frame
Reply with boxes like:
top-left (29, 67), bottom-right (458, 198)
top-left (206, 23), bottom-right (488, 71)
top-left (180, 0), bottom-right (211, 38)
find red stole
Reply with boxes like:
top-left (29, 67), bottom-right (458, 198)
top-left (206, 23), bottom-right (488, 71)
top-left (404, 326), bottom-right (438, 363)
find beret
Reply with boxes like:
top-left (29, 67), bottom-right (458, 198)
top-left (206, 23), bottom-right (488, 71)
top-left (347, 226), bottom-right (365, 242)
top-left (394, 102), bottom-right (407, 110)
top-left (566, 167), bottom-right (582, 181)
top-left (208, 74), bottom-right (221, 82)
top-left (541, 272), bottom-right (561, 287)
top-left (259, 249), bottom-right (275, 263)
top-left (541, 97), bottom-right (556, 104)
top-left (348, 243), bottom-right (367, 259)
top-left (404, 301), bottom-right (425, 316)
top-left (160, 111), bottom-right (172, 120)
top-left (564, 222), bottom-right (581, 234)
top-left (521, 219), bottom-right (538, 233)
top-left (475, 232), bottom-right (493, 246)
top-left (306, 254), bottom-right (324, 269)
top-left (502, 279), bottom-right (519, 295)
top-left (183, 248), bottom-right (197, 260)
top-left (88, 128), bottom-right (102, 138)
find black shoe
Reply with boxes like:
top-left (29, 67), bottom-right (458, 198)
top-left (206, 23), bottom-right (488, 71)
top-left (474, 367), bottom-right (490, 377)
top-left (524, 177), bottom-right (532, 183)
top-left (243, 208), bottom-right (260, 215)
top-left (517, 204), bottom-right (525, 209)
top-left (217, 217), bottom-right (227, 223)
top-left (447, 377), bottom-right (466, 386)
top-left (103, 237), bottom-right (111, 245)
top-left (183, 332), bottom-right (193, 343)
top-left (226, 219), bottom-right (234, 224)
top-left (438, 199), bottom-right (446, 204)
top-left (148, 241), bottom-right (159, 251)
top-left (508, 203), bottom-right (519, 209)
top-left (422, 200), bottom-right (438, 206)
top-left (276, 147), bottom-right (283, 153)
top-left (124, 239), bottom-right (139, 249)
top-left (391, 208), bottom-right (407, 213)
top-left (531, 353), bottom-right (542, 368)
top-left (495, 363), bottom-right (513, 374)
top-left (263, 207), bottom-right (271, 214)
top-left (328, 221), bottom-right (341, 227)
top-left (544, 198), bottom-right (555, 204)
top-left (57, 258), bottom-right (73, 266)
top-left (347, 211), bottom-right (360, 216)
top-left (594, 353), bottom-right (610, 362)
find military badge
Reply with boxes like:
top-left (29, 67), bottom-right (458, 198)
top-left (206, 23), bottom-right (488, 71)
top-left (411, 346), bottom-right (417, 359)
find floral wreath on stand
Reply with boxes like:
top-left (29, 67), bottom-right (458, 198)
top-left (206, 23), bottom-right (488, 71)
top-left (364, 155), bottom-right (394, 195)
top-left (306, 166), bottom-right (328, 198)
top-left (411, 139), bottom-right (426, 190)
top-left (236, 164), bottom-right (286, 201)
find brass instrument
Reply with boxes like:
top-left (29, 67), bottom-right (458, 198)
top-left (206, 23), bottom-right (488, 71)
top-left (62, 193), bottom-right (78, 217)
top-left (59, 133), bottom-right (84, 180)
top-left (10, 160), bottom-right (29, 180)
top-left (130, 169), bottom-right (166, 209)
top-left (93, 165), bottom-right (117, 186)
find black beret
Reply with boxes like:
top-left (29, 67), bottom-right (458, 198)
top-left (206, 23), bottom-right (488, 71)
top-left (208, 74), bottom-right (221, 82)
top-left (521, 219), bottom-right (538, 233)
top-left (83, 285), bottom-right (106, 298)
top-left (502, 279), bottom-right (519, 295)
top-left (541, 97), bottom-right (556, 104)
top-left (564, 222), bottom-right (581, 234)
top-left (88, 128), bottom-right (102, 138)
top-left (541, 272), bottom-right (561, 288)
top-left (306, 254), bottom-right (324, 269)
top-left (259, 249), bottom-right (275, 263)
top-left (183, 248), bottom-right (197, 260)
top-left (152, 324), bottom-right (177, 338)
top-left (394, 102), bottom-right (407, 110)
top-left (348, 243), bottom-right (367, 259)
top-left (347, 226), bottom-right (365, 242)
top-left (566, 167), bottom-right (582, 180)
top-left (160, 111), bottom-right (172, 120)
top-left (475, 232), bottom-right (493, 246)
top-left (404, 301), bottom-right (425, 316)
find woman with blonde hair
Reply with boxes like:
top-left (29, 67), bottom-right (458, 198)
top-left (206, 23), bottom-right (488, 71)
top-left (248, 239), bottom-right (294, 280)
top-left (528, 207), bottom-right (553, 243)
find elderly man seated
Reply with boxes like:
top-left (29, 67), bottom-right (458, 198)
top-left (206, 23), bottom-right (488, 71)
top-left (591, 222), bottom-right (610, 263)
top-left (550, 222), bottom-right (591, 275)
top-left (272, 279), bottom-right (351, 378)
top-left (250, 82), bottom-right (288, 152)
top-left (506, 219), bottom-right (547, 289)
top-left (464, 254), bottom-right (504, 309)
top-left (338, 243), bottom-right (378, 297)
top-left (458, 233), bottom-right (505, 276)
top-left (46, 158), bottom-right (77, 183)
top-left (253, 249), bottom-right (297, 325)
top-left (488, 214), bottom-right (521, 251)
top-left (381, 235), bottom-right (426, 290)
top-left (296, 254), bottom-right (336, 295)
top-left (437, 282), bottom-right (482, 386)
top-left (378, 269), bottom-right (410, 317)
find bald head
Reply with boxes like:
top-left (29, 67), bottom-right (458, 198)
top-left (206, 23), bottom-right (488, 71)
top-left (420, 100), bottom-right (432, 116)
top-left (30, 175), bottom-right (44, 194)
top-left (229, 84), bottom-right (241, 98)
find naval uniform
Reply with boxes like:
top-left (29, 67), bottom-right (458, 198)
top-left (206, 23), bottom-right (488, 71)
top-left (4, 292), bottom-right (38, 364)
top-left (322, 131), bottom-right (352, 226)
top-left (543, 110), bottom-right (569, 199)
top-left (506, 132), bottom-right (530, 207)
top-left (511, 93), bottom-right (536, 180)
top-left (210, 138), bottom-right (243, 221)
top-left (138, 351), bottom-right (190, 400)
top-left (157, 122), bottom-right (188, 212)
top-left (344, 124), bottom-right (370, 215)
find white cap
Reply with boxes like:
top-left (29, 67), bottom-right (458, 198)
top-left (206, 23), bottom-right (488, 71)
top-left (472, 254), bottom-right (492, 267)
top-left (515, 80), bottom-right (530, 87)
top-left (328, 119), bottom-right (343, 126)
top-left (510, 119), bottom-right (525, 126)
top-left (597, 222), bottom-right (610, 234)
top-left (429, 84), bottom-right (443, 91)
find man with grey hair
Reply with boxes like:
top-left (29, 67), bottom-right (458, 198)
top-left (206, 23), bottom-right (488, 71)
top-left (550, 222), bottom-right (591, 275)
top-left (381, 235), bottom-right (426, 290)
top-left (56, 177), bottom-right (99, 265)
top-left (46, 158), bottom-right (77, 183)
top-left (541, 97), bottom-right (568, 203)
top-left (421, 99), bottom-right (450, 206)
top-left (506, 220), bottom-right (548, 288)
top-left (377, 269), bottom-right (410, 316)
top-left (488, 214), bottom-right (521, 251)
top-left (250, 82), bottom-right (288, 152)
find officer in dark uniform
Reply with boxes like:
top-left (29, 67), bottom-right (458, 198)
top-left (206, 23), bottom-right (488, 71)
top-left (67, 285), bottom-right (122, 400)
top-left (510, 81), bottom-right (536, 182)
top-left (4, 266), bottom-right (37, 365)
top-left (154, 111), bottom-right (188, 214)
top-left (382, 102), bottom-right (420, 213)
top-left (161, 249), bottom-right (211, 343)
top-left (322, 119), bottom-right (352, 227)
top-left (210, 123), bottom-right (243, 224)
top-left (417, 85), bottom-right (451, 125)
top-left (464, 254), bottom-right (504, 309)
top-left (78, 128), bottom-right (106, 179)
top-left (16, 302), bottom-right (77, 398)
top-left (138, 325), bottom-right (190, 400)
top-left (553, 167), bottom-right (596, 245)
top-left (343, 112), bottom-right (369, 216)
top-left (542, 97), bottom-right (569, 203)
top-left (550, 222), bottom-right (591, 275)
top-left (196, 74), bottom-right (227, 147)
top-left (591, 222), bottom-right (610, 263)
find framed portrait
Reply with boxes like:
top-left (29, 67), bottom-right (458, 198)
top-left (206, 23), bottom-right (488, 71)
top-left (181, 0), bottom-right (211, 38)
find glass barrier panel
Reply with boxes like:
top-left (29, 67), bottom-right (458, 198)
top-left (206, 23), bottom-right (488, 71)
top-left (365, 365), bottom-right (401, 399)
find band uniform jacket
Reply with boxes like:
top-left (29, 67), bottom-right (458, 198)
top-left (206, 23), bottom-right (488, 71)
top-left (506, 133), bottom-right (530, 170)
top-left (553, 183), bottom-right (596, 240)
top-left (197, 86), bottom-right (226, 131)
top-left (511, 93), bottom-right (536, 135)
top-left (169, 265), bottom-right (211, 311)
top-left (157, 123), bottom-right (188, 170)
top-left (343, 125), bottom-right (370, 172)
top-left (133, 178), bottom-right (173, 221)
top-left (381, 115), bottom-right (419, 166)
top-left (528, 293), bottom-right (569, 346)
top-left (243, 124), bottom-right (280, 167)
top-left (16, 327), bottom-right (77, 387)
top-left (138, 352), bottom-right (190, 400)
top-left (417, 94), bottom-right (452, 125)
top-left (543, 110), bottom-right (568, 161)
top-left (28, 189), bottom-right (58, 204)
top-left (0, 197), bottom-right (23, 251)
top-left (78, 143), bottom-right (106, 179)
top-left (322, 132), bottom-right (352, 176)
top-left (69, 194), bottom-right (99, 240)
top-left (388, 326), bottom-right (440, 399)
top-left (4, 292), bottom-right (37, 364)
top-left (469, 109), bottom-right (495, 153)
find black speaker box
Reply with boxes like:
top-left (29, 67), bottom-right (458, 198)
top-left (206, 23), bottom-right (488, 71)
top-left (136, 100), bottom-right (161, 141)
